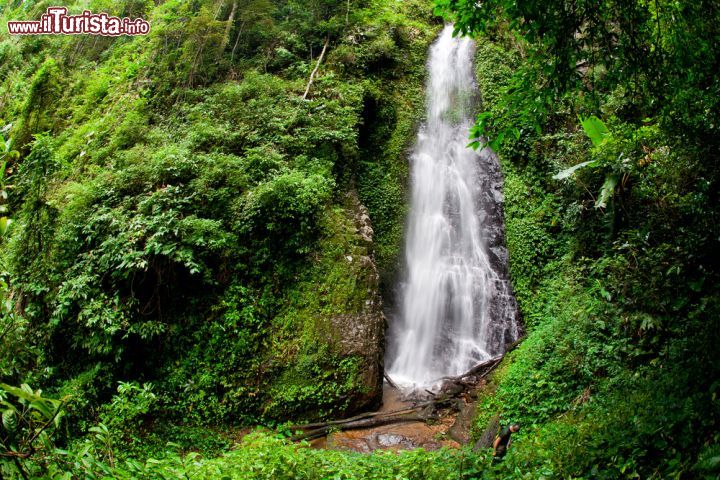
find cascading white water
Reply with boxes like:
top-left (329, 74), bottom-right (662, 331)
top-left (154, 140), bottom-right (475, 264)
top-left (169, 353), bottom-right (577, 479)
top-left (387, 25), bottom-right (519, 389)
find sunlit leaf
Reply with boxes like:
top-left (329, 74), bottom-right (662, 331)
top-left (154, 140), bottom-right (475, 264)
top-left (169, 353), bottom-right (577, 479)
top-left (0, 216), bottom-right (12, 234)
top-left (579, 115), bottom-right (610, 146)
top-left (2, 408), bottom-right (17, 431)
top-left (552, 160), bottom-right (596, 180)
top-left (595, 174), bottom-right (618, 209)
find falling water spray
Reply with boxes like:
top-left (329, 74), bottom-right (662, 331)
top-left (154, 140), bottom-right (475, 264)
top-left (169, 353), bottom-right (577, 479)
top-left (387, 25), bottom-right (519, 390)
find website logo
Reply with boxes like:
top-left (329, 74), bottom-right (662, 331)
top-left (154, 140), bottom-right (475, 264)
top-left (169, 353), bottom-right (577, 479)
top-left (8, 7), bottom-right (150, 36)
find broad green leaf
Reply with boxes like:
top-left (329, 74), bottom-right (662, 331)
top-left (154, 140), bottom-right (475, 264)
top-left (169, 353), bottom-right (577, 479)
top-left (30, 401), bottom-right (53, 418)
top-left (580, 115), bottom-right (610, 146)
top-left (595, 174), bottom-right (618, 209)
top-left (0, 217), bottom-right (10, 234)
top-left (552, 160), bottom-right (596, 180)
top-left (2, 408), bottom-right (17, 431)
top-left (1, 383), bottom-right (39, 403)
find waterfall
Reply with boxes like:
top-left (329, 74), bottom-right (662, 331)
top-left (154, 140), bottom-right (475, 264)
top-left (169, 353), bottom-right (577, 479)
top-left (387, 25), bottom-right (519, 389)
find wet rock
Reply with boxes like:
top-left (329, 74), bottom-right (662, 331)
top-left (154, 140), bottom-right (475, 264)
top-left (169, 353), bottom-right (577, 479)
top-left (328, 190), bottom-right (386, 413)
top-left (476, 148), bottom-right (522, 355)
top-left (438, 382), bottom-right (466, 398)
top-left (448, 399), bottom-right (476, 444)
top-left (375, 433), bottom-right (415, 448)
top-left (325, 432), bottom-right (372, 453)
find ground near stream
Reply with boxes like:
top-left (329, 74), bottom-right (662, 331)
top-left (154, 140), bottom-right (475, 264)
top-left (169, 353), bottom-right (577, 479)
top-left (311, 381), bottom-right (486, 453)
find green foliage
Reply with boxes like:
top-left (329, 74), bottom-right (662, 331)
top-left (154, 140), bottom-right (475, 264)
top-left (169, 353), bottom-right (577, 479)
top-left (10, 135), bottom-right (57, 266)
top-left (14, 58), bottom-right (63, 150)
top-left (174, 432), bottom-right (487, 479)
top-left (465, 11), bottom-right (720, 477)
top-left (1, 387), bottom-right (488, 479)
top-left (0, 1), bottom-right (440, 449)
top-left (54, 364), bottom-right (112, 437)
top-left (5, 0), bottom-right (717, 478)
top-left (21, 429), bottom-right (490, 479)
top-left (263, 352), bottom-right (361, 420)
top-left (238, 171), bottom-right (334, 263)
top-left (439, 0), bottom-right (720, 155)
top-left (579, 116), bottom-right (610, 147)
top-left (99, 382), bottom-right (157, 441)
top-left (0, 383), bottom-right (68, 479)
top-left (695, 441), bottom-right (720, 477)
top-left (0, 278), bottom-right (35, 382)
top-left (0, 124), bottom-right (19, 236)
top-left (551, 160), bottom-right (596, 181)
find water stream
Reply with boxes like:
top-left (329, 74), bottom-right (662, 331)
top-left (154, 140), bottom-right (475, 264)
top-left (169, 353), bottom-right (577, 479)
top-left (387, 25), bottom-right (519, 390)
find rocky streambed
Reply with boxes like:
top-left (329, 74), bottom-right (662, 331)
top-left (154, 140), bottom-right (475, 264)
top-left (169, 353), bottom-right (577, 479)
top-left (309, 378), bottom-right (489, 453)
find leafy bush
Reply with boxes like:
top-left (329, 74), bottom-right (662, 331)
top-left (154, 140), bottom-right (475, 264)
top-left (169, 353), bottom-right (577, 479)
top-left (0, 384), bottom-right (67, 479)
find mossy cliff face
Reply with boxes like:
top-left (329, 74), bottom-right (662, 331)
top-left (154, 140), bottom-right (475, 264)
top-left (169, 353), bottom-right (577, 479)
top-left (327, 194), bottom-right (385, 411)
top-left (263, 193), bottom-right (386, 417)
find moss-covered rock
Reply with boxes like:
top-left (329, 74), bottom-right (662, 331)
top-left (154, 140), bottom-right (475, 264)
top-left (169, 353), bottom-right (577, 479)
top-left (263, 193), bottom-right (385, 418)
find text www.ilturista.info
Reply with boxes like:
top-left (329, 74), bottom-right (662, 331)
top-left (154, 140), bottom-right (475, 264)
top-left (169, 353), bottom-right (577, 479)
top-left (8, 7), bottom-right (150, 36)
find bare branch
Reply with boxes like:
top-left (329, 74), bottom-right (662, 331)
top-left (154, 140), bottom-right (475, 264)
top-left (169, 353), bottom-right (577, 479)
top-left (302, 36), bottom-right (330, 100)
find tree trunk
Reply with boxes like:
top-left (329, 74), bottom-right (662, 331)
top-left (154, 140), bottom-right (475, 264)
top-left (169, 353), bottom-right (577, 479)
top-left (223, 1), bottom-right (237, 48)
top-left (230, 20), bottom-right (246, 63)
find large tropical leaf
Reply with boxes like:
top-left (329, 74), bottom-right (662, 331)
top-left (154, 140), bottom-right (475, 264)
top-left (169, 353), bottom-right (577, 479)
top-left (0, 217), bottom-right (11, 235)
top-left (0, 383), bottom-right (38, 403)
top-left (552, 160), bottom-right (596, 180)
top-left (2, 408), bottom-right (17, 431)
top-left (580, 115), bottom-right (610, 146)
top-left (595, 174), bottom-right (618, 209)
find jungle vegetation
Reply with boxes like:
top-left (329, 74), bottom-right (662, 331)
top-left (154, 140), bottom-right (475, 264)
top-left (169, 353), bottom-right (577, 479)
top-left (0, 0), bottom-right (718, 478)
